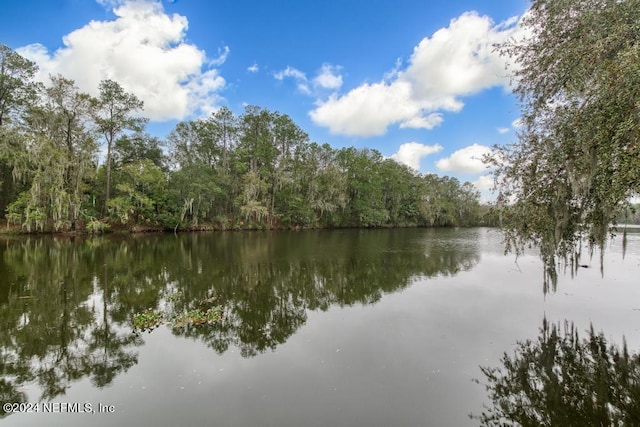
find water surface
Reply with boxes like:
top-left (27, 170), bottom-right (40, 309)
top-left (1, 228), bottom-right (639, 426)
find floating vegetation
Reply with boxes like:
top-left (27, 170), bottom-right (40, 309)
top-left (165, 291), bottom-right (183, 303)
top-left (132, 298), bottom-right (223, 333)
top-left (174, 307), bottom-right (223, 328)
top-left (132, 308), bottom-right (164, 332)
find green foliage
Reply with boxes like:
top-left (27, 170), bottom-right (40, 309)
top-left (85, 217), bottom-right (111, 234)
top-left (108, 159), bottom-right (167, 224)
top-left (0, 45), bottom-right (484, 233)
top-left (114, 132), bottom-right (166, 171)
top-left (173, 307), bottom-right (223, 328)
top-left (132, 301), bottom-right (223, 333)
top-left (491, 0), bottom-right (640, 286)
top-left (0, 44), bottom-right (40, 127)
top-left (132, 308), bottom-right (164, 332)
top-left (4, 76), bottom-right (98, 231)
top-left (473, 319), bottom-right (640, 426)
top-left (93, 79), bottom-right (147, 214)
top-left (167, 162), bottom-right (224, 229)
top-left (6, 192), bottom-right (47, 232)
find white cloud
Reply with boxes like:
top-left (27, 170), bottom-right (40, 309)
top-left (313, 64), bottom-right (343, 90)
top-left (472, 174), bottom-right (496, 203)
top-left (274, 66), bottom-right (306, 81)
top-left (512, 117), bottom-right (523, 128)
top-left (310, 11), bottom-right (520, 136)
top-left (274, 66), bottom-right (311, 94)
top-left (399, 113), bottom-right (443, 130)
top-left (276, 63), bottom-right (344, 95)
top-left (497, 127), bottom-right (510, 134)
top-left (209, 46), bottom-right (229, 67)
top-left (383, 57), bottom-right (403, 82)
top-left (16, 0), bottom-right (226, 121)
top-left (390, 142), bottom-right (443, 171)
top-left (247, 63), bottom-right (259, 73)
top-left (185, 69), bottom-right (226, 118)
top-left (311, 81), bottom-right (427, 136)
top-left (436, 143), bottom-right (493, 174)
top-left (403, 12), bottom-right (517, 101)
top-left (472, 174), bottom-right (494, 191)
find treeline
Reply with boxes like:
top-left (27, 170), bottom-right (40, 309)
top-left (0, 45), bottom-right (485, 233)
top-left (617, 204), bottom-right (640, 225)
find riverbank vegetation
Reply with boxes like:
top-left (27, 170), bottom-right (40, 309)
top-left (0, 45), bottom-right (487, 234)
top-left (490, 0), bottom-right (640, 286)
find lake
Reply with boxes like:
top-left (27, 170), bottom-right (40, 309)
top-left (1, 227), bottom-right (639, 426)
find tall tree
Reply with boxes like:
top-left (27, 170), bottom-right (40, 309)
top-left (92, 80), bottom-right (146, 216)
top-left (236, 106), bottom-right (277, 223)
top-left (114, 131), bottom-right (166, 171)
top-left (210, 106), bottom-right (238, 175)
top-left (6, 76), bottom-right (96, 231)
top-left (270, 113), bottom-right (309, 220)
top-left (337, 147), bottom-right (388, 227)
top-left (490, 0), bottom-right (640, 283)
top-left (0, 45), bottom-right (40, 214)
top-left (0, 44), bottom-right (39, 128)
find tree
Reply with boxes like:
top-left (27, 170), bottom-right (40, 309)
top-left (0, 45), bottom-right (40, 215)
top-left (93, 80), bottom-right (146, 216)
top-left (336, 147), bottom-right (388, 227)
top-left (490, 0), bottom-right (640, 285)
top-left (168, 163), bottom-right (224, 228)
top-left (108, 159), bottom-right (166, 225)
top-left (0, 44), bottom-right (39, 128)
top-left (113, 132), bottom-right (166, 171)
top-left (270, 113), bottom-right (309, 222)
top-left (236, 106), bottom-right (278, 224)
top-left (6, 76), bottom-right (97, 231)
top-left (379, 159), bottom-right (420, 226)
top-left (301, 143), bottom-right (348, 226)
top-left (166, 113), bottom-right (236, 224)
top-left (210, 106), bottom-right (238, 176)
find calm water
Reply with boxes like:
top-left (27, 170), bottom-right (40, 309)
top-left (1, 228), bottom-right (639, 426)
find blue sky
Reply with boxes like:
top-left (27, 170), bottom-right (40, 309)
top-left (1, 0), bottom-right (530, 197)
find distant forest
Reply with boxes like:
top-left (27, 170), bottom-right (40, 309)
top-left (618, 205), bottom-right (640, 225)
top-left (0, 45), bottom-right (491, 233)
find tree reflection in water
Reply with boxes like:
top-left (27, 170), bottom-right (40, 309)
top-left (473, 319), bottom-right (640, 426)
top-left (0, 229), bottom-right (480, 414)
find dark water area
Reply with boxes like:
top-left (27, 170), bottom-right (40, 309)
top-left (1, 228), bottom-right (639, 426)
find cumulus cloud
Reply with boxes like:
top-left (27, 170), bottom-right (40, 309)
top-left (497, 127), bottom-right (510, 134)
top-left (399, 113), bottom-right (443, 130)
top-left (247, 63), bottom-right (259, 73)
top-left (310, 80), bottom-right (447, 136)
top-left (472, 174), bottom-right (496, 203)
top-left (310, 11), bottom-right (520, 136)
top-left (390, 142), bottom-right (443, 171)
top-left (436, 143), bottom-right (493, 174)
top-left (472, 174), bottom-right (494, 191)
top-left (17, 0), bottom-right (226, 121)
top-left (313, 64), bottom-right (343, 90)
